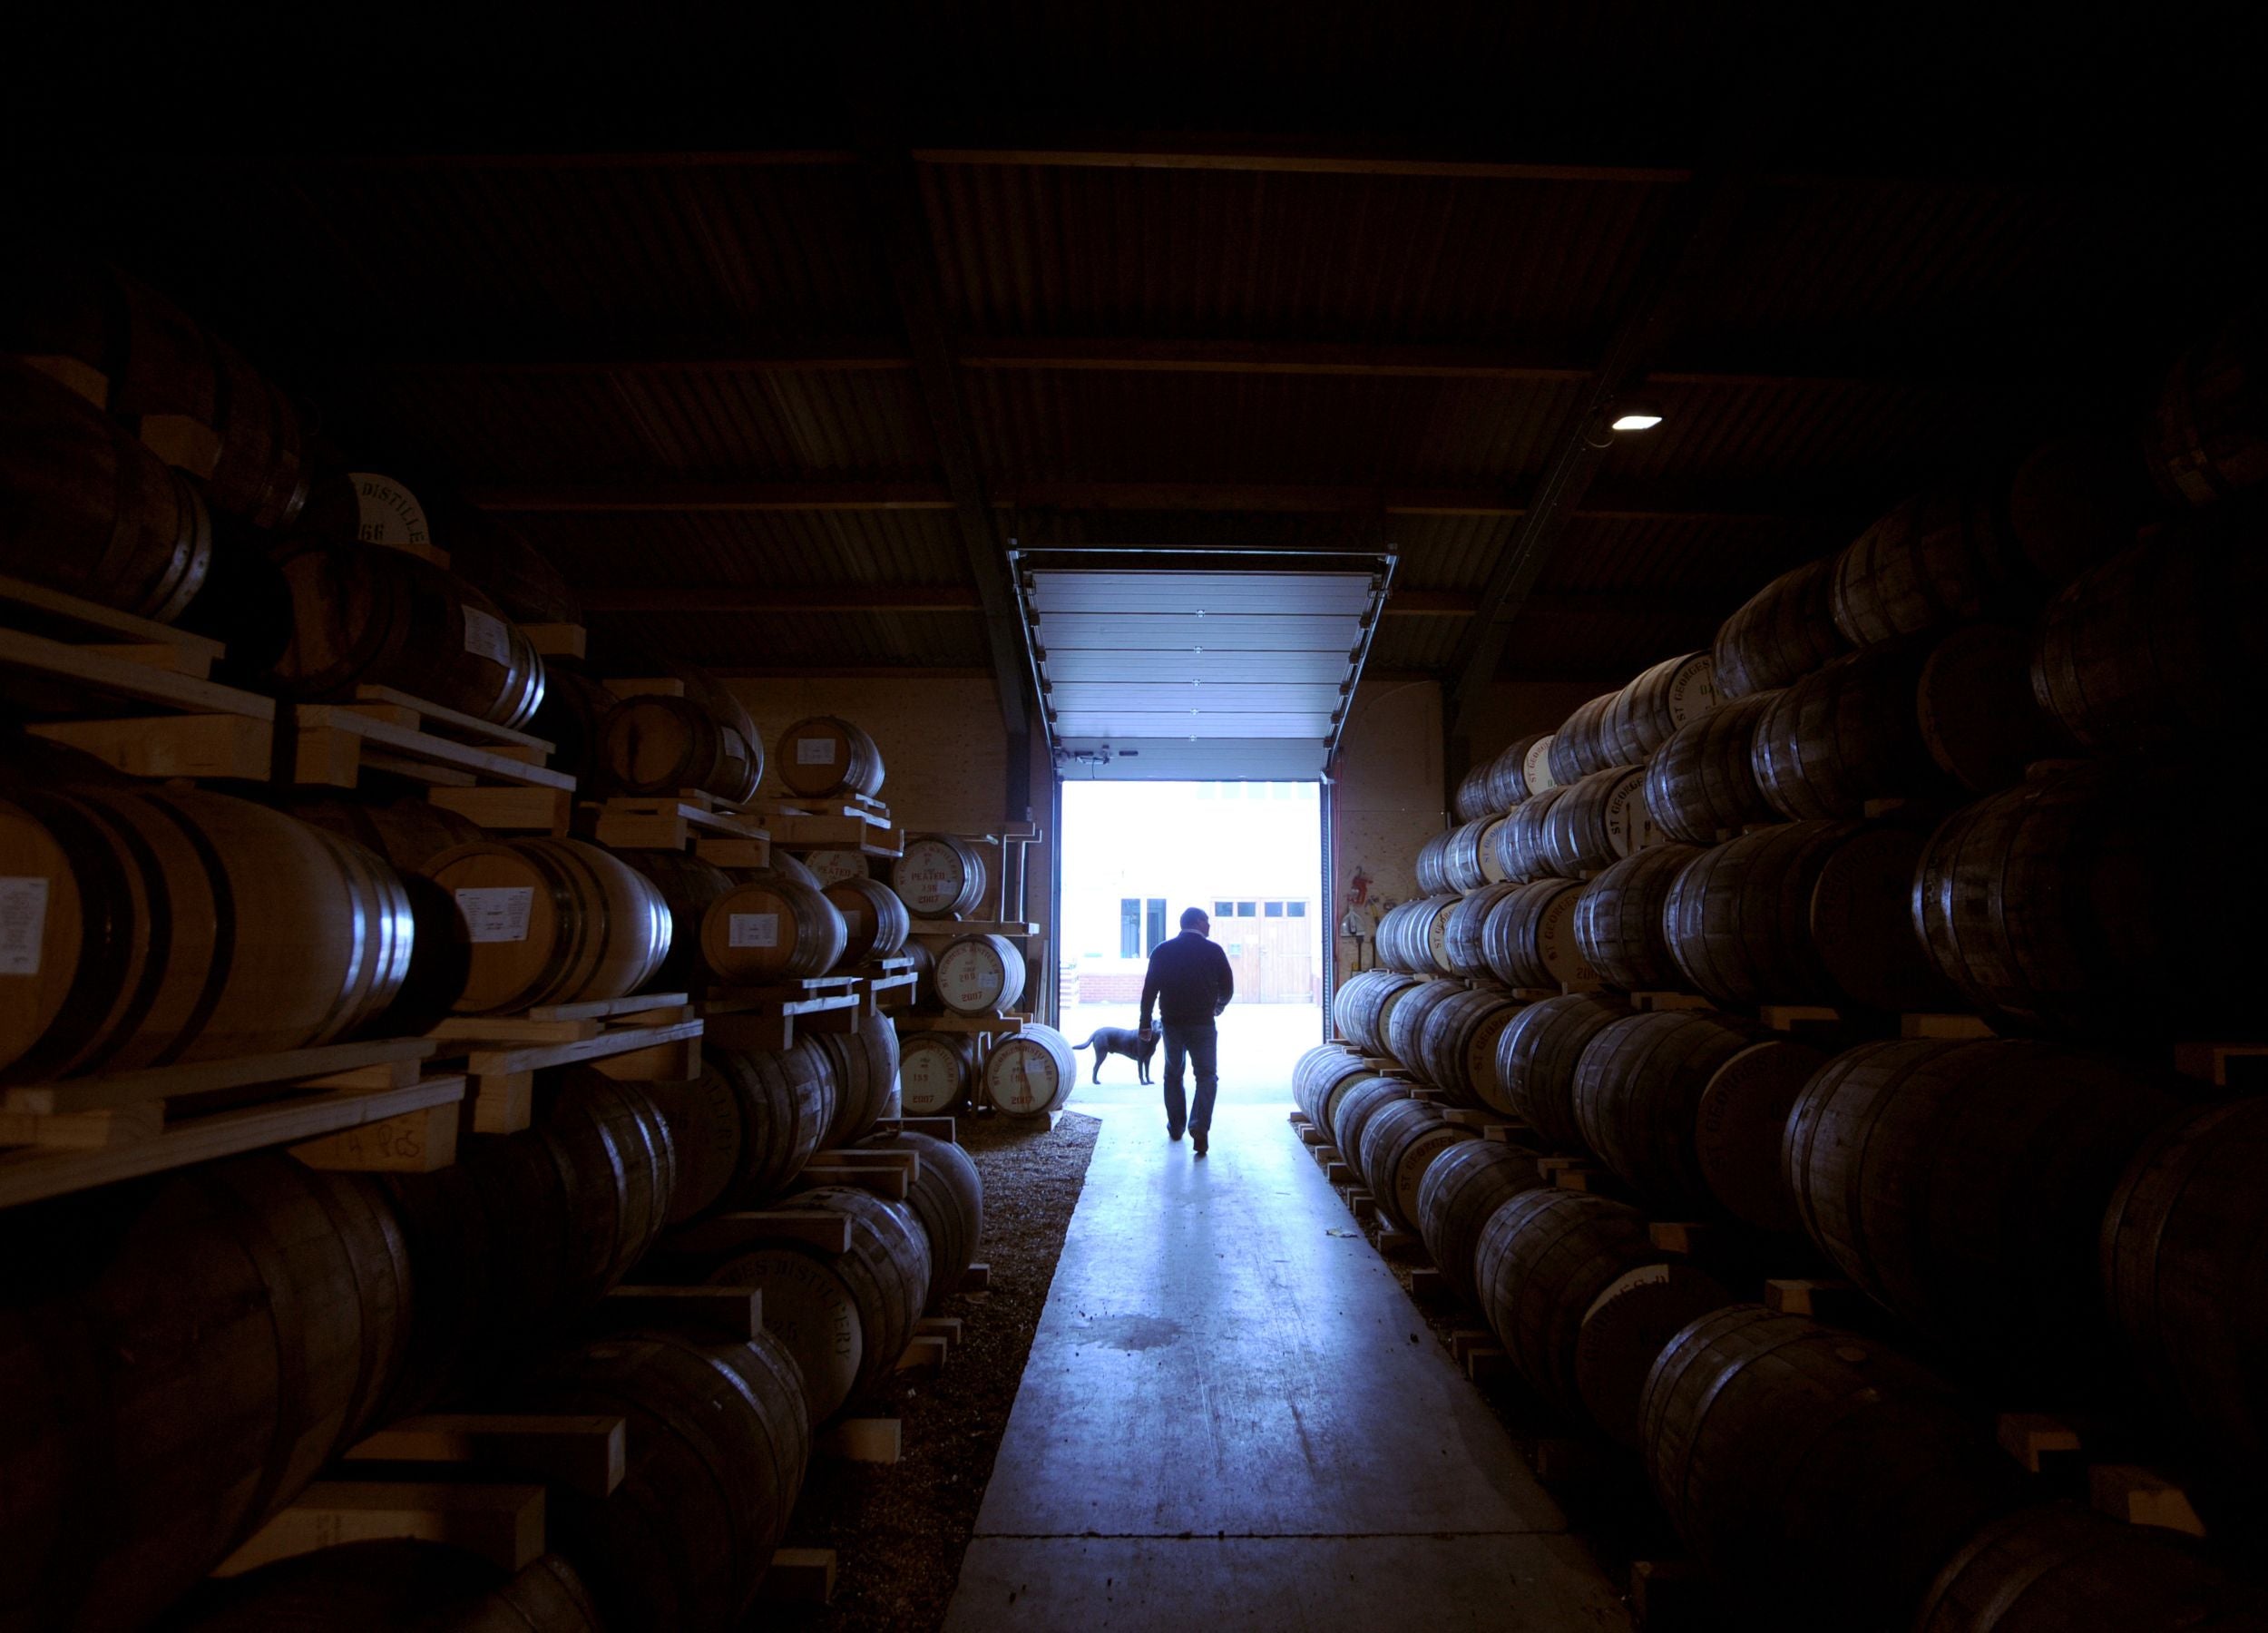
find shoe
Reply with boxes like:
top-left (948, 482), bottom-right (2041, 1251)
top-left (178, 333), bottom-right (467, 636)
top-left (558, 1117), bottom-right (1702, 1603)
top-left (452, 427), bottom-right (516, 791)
top-left (1192, 1130), bottom-right (1208, 1157)
top-left (1168, 1127), bottom-right (1184, 1141)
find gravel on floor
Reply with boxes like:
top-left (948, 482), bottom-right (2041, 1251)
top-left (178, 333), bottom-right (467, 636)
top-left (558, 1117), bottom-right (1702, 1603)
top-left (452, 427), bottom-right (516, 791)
top-left (758, 1109), bottom-right (1102, 1632)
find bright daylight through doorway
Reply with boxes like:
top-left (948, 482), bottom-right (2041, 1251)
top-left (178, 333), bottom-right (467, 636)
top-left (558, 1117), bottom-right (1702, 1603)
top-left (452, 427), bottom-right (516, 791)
top-left (1057, 779), bottom-right (1325, 1113)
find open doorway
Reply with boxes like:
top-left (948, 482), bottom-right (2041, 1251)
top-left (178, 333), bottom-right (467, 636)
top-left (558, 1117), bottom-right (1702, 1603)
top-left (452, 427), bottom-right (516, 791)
top-left (1056, 779), bottom-right (1325, 1109)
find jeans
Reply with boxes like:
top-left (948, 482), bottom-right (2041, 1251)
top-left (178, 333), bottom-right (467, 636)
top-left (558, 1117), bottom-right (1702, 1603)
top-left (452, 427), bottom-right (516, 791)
top-left (1161, 1022), bottom-right (1219, 1137)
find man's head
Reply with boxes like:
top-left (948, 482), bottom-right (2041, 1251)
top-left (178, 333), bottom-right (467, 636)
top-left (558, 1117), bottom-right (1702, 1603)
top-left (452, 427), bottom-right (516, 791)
top-left (1181, 906), bottom-right (1211, 937)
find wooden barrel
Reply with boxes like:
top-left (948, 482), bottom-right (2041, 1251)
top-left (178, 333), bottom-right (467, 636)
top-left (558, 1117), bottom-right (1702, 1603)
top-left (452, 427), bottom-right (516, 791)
top-left (1489, 783), bottom-right (1567, 882)
top-left (1375, 895), bottom-right (1461, 975)
top-left (2002, 432), bottom-right (2157, 589)
top-left (1913, 762), bottom-right (2262, 1039)
top-left (801, 847), bottom-right (871, 886)
top-left (266, 540), bottom-right (545, 730)
top-left (1831, 483), bottom-right (2031, 647)
top-left (525, 665), bottom-right (618, 792)
top-left (1479, 876), bottom-right (1598, 992)
top-left (1575, 1263), bottom-right (1734, 1449)
top-left (635, 1041), bottom-right (835, 1223)
top-left (620, 849), bottom-right (738, 991)
top-left (1471, 816), bottom-right (1514, 884)
top-left (982, 1024), bottom-right (1077, 1115)
top-left (1413, 986), bottom-right (1521, 1105)
top-left (1604, 651), bottom-right (1718, 766)
top-left (1572, 844), bottom-right (1705, 993)
top-left (1294, 1044), bottom-right (1371, 1126)
top-left (6, 256), bottom-right (310, 529)
top-left (1383, 978), bottom-right (1464, 1077)
top-left (1521, 733), bottom-right (1560, 795)
top-left (1547, 690), bottom-right (1624, 784)
top-left (1643, 689), bottom-right (1781, 843)
top-left (1414, 1139), bottom-right (1548, 1305)
top-left (2148, 300), bottom-right (2267, 510)
top-left (892, 835), bottom-right (990, 919)
top-left (0, 1156), bottom-right (411, 1631)
top-left (1918, 1503), bottom-right (2268, 1633)
top-left (700, 1188), bottom-right (927, 1422)
top-left (1713, 556), bottom-right (1848, 699)
top-left (933, 934), bottom-right (1026, 1016)
top-left (1472, 1188), bottom-right (1669, 1413)
top-left (899, 1031), bottom-right (982, 1115)
top-left (1484, 733), bottom-right (1549, 810)
top-left (495, 1330), bottom-right (808, 1632)
top-left (1640, 1306), bottom-right (2019, 1629)
top-left (1413, 829), bottom-right (1454, 895)
top-left (1787, 1040), bottom-right (2190, 1384)
top-left (1491, 992), bottom-right (1629, 1143)
top-left (601, 692), bottom-right (762, 806)
top-left (1441, 884), bottom-right (1511, 978)
top-left (1331, 971), bottom-right (1416, 1055)
top-left (1452, 762), bottom-right (1494, 823)
top-left (859, 1129), bottom-right (982, 1313)
top-left (1357, 1098), bottom-right (1476, 1232)
top-left (280, 794), bottom-right (484, 871)
top-left (1539, 764), bottom-right (1657, 879)
top-left (2031, 515), bottom-right (2268, 760)
top-left (699, 874), bottom-right (848, 984)
top-left (0, 357), bottom-right (212, 621)
top-left (1440, 817), bottom-right (1495, 893)
top-left (0, 786), bottom-right (415, 1079)
top-left (824, 875), bottom-right (911, 965)
top-left (1664, 819), bottom-right (1953, 1012)
top-left (777, 715), bottom-right (885, 799)
top-left (427, 836), bottom-right (670, 1012)
top-left (1329, 1074), bottom-right (1411, 1164)
top-left (177, 1541), bottom-right (606, 1632)
top-left (1573, 1011), bottom-right (1825, 1230)
top-left (1754, 640), bottom-right (1956, 819)
top-left (379, 1071), bottom-right (676, 1416)
top-left (2103, 1094), bottom-right (2268, 1464)
top-left (1916, 622), bottom-right (2071, 793)
top-left (815, 1017), bottom-right (900, 1148)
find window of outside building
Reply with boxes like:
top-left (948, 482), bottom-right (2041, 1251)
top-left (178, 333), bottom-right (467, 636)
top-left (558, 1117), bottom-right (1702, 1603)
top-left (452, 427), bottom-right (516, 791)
top-left (1119, 897), bottom-right (1141, 958)
top-left (1264, 901), bottom-right (1286, 917)
top-left (1236, 901), bottom-right (1256, 917)
top-left (1145, 898), bottom-right (1166, 954)
top-left (1288, 901), bottom-right (1307, 916)
top-left (1215, 900), bottom-right (1234, 919)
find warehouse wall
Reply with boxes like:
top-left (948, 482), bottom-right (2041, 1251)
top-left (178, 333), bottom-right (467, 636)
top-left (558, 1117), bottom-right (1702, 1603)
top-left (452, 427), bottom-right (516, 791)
top-left (727, 677), bottom-right (1057, 1022)
top-left (1330, 679), bottom-right (1443, 974)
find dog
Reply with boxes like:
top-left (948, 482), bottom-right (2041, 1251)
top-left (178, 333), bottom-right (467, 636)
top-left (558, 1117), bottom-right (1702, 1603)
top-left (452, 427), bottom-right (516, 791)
top-left (1073, 1026), bottom-right (1159, 1084)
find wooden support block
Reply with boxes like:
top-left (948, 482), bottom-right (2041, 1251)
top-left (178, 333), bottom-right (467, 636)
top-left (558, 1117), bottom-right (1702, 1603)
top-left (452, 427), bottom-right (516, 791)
top-left (1441, 1108), bottom-right (1501, 1129)
top-left (306, 1056), bottom-right (426, 1092)
top-left (2092, 1465), bottom-right (2208, 1536)
top-left (1998, 1412), bottom-right (2086, 1478)
top-left (1629, 991), bottom-right (1716, 1014)
top-left (895, 1335), bottom-right (949, 1372)
top-left (1449, 1329), bottom-right (1496, 1366)
top-left (914, 1315), bottom-right (963, 1343)
top-left (695, 837), bottom-right (772, 869)
top-left (345, 1415), bottom-right (626, 1499)
top-left (1287, 1110), bottom-right (1310, 1126)
top-left (1765, 1277), bottom-right (1870, 1324)
top-left (1465, 1345), bottom-right (1511, 1384)
top-left (1298, 1126), bottom-right (1330, 1147)
top-left (959, 1262), bottom-right (991, 1291)
top-left (429, 785), bottom-right (574, 833)
top-left (1536, 1156), bottom-right (1585, 1178)
top-left (1408, 1266), bottom-right (1447, 1298)
top-left (28, 713), bottom-right (270, 779)
top-left (1553, 1168), bottom-right (1616, 1194)
top-left (816, 1418), bottom-right (901, 1463)
top-left (1346, 1189), bottom-right (1378, 1225)
top-left (1759, 1004), bottom-right (1842, 1032)
top-left (292, 1101), bottom-right (460, 1173)
top-left (523, 623), bottom-right (587, 660)
top-left (2172, 1041), bottom-right (2268, 1090)
top-left (1630, 1560), bottom-right (1722, 1631)
top-left (1375, 1227), bottom-right (1421, 1257)
top-left (879, 1115), bottom-right (958, 1142)
top-left (472, 1071), bottom-right (535, 1135)
top-left (1407, 1087), bottom-right (1448, 1104)
top-left (431, 1017), bottom-right (606, 1044)
top-left (758, 1548), bottom-right (837, 1606)
top-left (704, 1012), bottom-right (793, 1051)
top-left (1647, 1222), bottom-right (1713, 1257)
top-left (1510, 987), bottom-right (1560, 1001)
top-left (809, 1146), bottom-right (919, 1177)
top-left (214, 1481), bottom-right (545, 1578)
top-left (797, 1164), bottom-right (910, 1201)
top-left (1325, 1160), bottom-right (1354, 1184)
top-left (1900, 1012), bottom-right (1998, 1041)
top-left (669, 1210), bottom-right (854, 1257)
top-left (601, 1285), bottom-right (764, 1341)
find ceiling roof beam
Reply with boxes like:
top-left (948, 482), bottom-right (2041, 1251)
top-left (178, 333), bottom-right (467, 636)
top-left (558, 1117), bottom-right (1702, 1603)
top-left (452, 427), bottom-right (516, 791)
top-left (580, 586), bottom-right (1714, 620)
top-left (910, 146), bottom-right (1688, 183)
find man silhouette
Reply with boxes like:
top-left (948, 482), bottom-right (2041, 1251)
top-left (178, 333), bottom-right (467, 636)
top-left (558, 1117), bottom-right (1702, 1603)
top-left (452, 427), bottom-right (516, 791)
top-left (1138, 906), bottom-right (1235, 1155)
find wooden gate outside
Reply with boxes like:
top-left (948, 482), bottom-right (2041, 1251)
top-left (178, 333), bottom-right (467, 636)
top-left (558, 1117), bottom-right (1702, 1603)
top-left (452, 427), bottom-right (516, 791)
top-left (1217, 911), bottom-right (1315, 1003)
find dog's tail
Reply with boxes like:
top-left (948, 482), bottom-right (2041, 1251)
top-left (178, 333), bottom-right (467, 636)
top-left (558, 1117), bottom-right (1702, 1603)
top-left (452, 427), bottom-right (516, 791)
top-left (1070, 1032), bottom-right (1100, 1050)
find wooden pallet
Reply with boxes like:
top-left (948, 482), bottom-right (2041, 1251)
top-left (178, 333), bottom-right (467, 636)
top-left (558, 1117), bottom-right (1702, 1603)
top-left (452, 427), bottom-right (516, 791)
top-left (590, 792), bottom-right (771, 855)
top-left (291, 686), bottom-right (575, 794)
top-left (745, 790), bottom-right (904, 855)
top-left (907, 920), bottom-right (1040, 938)
top-left (900, 1011), bottom-right (1028, 1036)
top-left (699, 983), bottom-right (864, 1051)
top-left (0, 572), bottom-right (279, 779)
top-left (0, 1037), bottom-right (466, 1208)
top-left (426, 1000), bottom-right (703, 1133)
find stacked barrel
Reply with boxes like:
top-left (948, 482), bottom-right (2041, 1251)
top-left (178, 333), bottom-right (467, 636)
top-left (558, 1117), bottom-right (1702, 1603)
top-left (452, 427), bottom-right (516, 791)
top-left (1330, 305), bottom-right (2268, 1630)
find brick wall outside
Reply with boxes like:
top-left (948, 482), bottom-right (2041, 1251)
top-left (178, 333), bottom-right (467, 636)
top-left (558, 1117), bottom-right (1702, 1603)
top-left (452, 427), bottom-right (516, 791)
top-left (1079, 972), bottom-right (1145, 1002)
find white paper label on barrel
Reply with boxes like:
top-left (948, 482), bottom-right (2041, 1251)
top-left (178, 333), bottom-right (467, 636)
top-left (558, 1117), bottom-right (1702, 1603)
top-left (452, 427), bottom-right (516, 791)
top-left (719, 726), bottom-right (748, 761)
top-left (797, 736), bottom-right (839, 765)
top-left (728, 913), bottom-right (781, 949)
top-left (461, 606), bottom-right (513, 666)
top-left (455, 886), bottom-right (533, 944)
top-left (0, 877), bottom-right (50, 975)
top-left (349, 472), bottom-right (433, 545)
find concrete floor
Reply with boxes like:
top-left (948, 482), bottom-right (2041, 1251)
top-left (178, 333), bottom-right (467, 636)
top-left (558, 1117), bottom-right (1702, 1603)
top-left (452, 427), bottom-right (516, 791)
top-left (940, 1090), bottom-right (1631, 1631)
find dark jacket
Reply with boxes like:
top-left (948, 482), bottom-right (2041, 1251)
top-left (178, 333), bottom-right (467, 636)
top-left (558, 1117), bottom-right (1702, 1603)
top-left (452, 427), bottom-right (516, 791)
top-left (1139, 931), bottom-right (1235, 1028)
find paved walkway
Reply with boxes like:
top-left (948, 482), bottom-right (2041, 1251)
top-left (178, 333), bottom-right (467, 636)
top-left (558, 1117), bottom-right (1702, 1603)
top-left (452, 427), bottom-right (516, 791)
top-left (940, 1095), bottom-right (1630, 1631)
